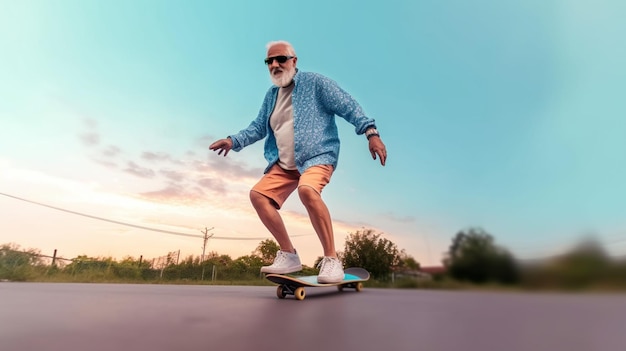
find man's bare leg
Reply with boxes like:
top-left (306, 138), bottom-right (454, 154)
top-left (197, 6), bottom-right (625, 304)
top-left (249, 190), bottom-right (295, 253)
top-left (298, 186), bottom-right (336, 257)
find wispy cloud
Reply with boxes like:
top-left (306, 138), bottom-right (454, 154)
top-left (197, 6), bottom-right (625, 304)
top-left (197, 177), bottom-right (226, 194)
top-left (80, 119), bottom-right (120, 168)
top-left (79, 132), bottom-right (100, 146)
top-left (79, 118), bottom-right (100, 146)
top-left (200, 157), bottom-right (262, 180)
top-left (93, 159), bottom-right (118, 169)
top-left (125, 161), bottom-right (155, 178)
top-left (144, 151), bottom-right (184, 166)
top-left (160, 169), bottom-right (185, 182)
top-left (102, 145), bottom-right (121, 157)
top-left (80, 123), bottom-right (264, 209)
top-left (138, 183), bottom-right (206, 204)
top-left (141, 151), bottom-right (172, 162)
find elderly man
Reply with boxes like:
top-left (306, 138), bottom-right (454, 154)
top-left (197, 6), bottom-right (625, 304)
top-left (209, 41), bottom-right (387, 283)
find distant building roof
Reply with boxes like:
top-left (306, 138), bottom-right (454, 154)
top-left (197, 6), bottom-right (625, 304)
top-left (419, 266), bottom-right (446, 274)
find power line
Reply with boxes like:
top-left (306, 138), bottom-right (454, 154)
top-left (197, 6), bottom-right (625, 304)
top-left (0, 192), bottom-right (308, 241)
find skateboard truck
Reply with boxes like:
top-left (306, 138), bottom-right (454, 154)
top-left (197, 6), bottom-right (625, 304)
top-left (276, 284), bottom-right (306, 300)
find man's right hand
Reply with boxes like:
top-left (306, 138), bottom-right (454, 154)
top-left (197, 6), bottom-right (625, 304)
top-left (209, 137), bottom-right (233, 157)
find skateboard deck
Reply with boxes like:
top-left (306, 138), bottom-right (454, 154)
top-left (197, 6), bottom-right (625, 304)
top-left (265, 267), bottom-right (370, 300)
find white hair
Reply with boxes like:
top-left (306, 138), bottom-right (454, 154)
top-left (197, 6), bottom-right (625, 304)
top-left (266, 40), bottom-right (296, 56)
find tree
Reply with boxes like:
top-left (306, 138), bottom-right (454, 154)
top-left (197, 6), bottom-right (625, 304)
top-left (226, 255), bottom-right (265, 280)
top-left (343, 229), bottom-right (400, 280)
top-left (399, 250), bottom-right (420, 270)
top-left (554, 238), bottom-right (611, 289)
top-left (254, 239), bottom-right (280, 265)
top-left (0, 243), bottom-right (43, 266)
top-left (0, 243), bottom-right (44, 281)
top-left (444, 227), bottom-right (519, 284)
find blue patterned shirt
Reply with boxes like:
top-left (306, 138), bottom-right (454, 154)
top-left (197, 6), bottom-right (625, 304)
top-left (229, 70), bottom-right (376, 173)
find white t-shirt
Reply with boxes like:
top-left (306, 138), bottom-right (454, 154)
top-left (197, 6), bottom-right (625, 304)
top-left (269, 83), bottom-right (297, 170)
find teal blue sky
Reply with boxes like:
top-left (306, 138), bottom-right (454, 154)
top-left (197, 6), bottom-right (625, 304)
top-left (1, 0), bottom-right (625, 265)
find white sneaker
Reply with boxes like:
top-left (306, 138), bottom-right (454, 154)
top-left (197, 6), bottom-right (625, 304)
top-left (317, 257), bottom-right (344, 283)
top-left (260, 250), bottom-right (302, 274)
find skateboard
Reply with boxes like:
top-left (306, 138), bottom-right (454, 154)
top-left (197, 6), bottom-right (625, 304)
top-left (265, 267), bottom-right (370, 300)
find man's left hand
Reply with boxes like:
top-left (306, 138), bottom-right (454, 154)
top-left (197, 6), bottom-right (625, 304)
top-left (369, 136), bottom-right (387, 166)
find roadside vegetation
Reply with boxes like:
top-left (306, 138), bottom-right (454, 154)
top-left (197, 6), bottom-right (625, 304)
top-left (2, 227), bottom-right (625, 291)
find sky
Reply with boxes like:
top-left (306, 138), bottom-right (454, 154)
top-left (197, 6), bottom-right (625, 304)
top-left (1, 0), bottom-right (625, 267)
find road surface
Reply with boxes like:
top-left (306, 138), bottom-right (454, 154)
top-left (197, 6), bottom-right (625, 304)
top-left (1, 282), bottom-right (625, 351)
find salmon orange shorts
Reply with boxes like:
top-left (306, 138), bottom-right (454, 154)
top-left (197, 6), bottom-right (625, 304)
top-left (251, 164), bottom-right (334, 209)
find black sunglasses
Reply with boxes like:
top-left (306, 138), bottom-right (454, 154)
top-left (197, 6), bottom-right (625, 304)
top-left (264, 55), bottom-right (295, 65)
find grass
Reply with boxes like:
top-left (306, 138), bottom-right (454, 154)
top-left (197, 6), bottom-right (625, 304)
top-left (5, 267), bottom-right (626, 293)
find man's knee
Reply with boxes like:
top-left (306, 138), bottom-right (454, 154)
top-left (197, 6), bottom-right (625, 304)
top-left (250, 190), bottom-right (264, 204)
top-left (250, 190), bottom-right (280, 209)
top-left (298, 185), bottom-right (320, 203)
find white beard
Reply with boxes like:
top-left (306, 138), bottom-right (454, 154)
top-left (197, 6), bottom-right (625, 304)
top-left (270, 66), bottom-right (296, 87)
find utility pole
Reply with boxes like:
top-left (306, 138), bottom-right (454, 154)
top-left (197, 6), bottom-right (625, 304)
top-left (201, 227), bottom-right (214, 281)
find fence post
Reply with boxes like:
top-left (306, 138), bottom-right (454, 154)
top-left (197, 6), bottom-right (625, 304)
top-left (52, 249), bottom-right (57, 267)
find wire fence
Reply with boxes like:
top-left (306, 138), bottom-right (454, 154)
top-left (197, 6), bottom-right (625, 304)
top-left (0, 246), bottom-right (275, 283)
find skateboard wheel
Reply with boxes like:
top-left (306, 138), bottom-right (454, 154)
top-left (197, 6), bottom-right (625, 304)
top-left (337, 285), bottom-right (344, 292)
top-left (355, 282), bottom-right (363, 292)
top-left (294, 287), bottom-right (306, 301)
top-left (276, 285), bottom-right (287, 299)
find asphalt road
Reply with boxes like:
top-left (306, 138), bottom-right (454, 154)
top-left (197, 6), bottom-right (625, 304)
top-left (1, 282), bottom-right (625, 351)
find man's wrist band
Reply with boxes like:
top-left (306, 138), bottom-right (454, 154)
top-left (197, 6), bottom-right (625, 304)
top-left (365, 127), bottom-right (379, 140)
